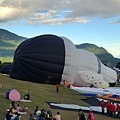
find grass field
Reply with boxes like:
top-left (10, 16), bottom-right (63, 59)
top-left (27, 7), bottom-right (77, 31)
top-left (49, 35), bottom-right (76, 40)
top-left (0, 74), bottom-right (119, 120)
top-left (0, 57), bottom-right (13, 63)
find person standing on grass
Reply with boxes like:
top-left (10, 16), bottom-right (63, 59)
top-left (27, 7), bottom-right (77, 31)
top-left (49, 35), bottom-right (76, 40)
top-left (106, 100), bottom-right (111, 115)
top-left (87, 109), bottom-right (95, 120)
top-left (78, 108), bottom-right (86, 120)
top-left (55, 84), bottom-right (59, 93)
top-left (117, 103), bottom-right (120, 118)
top-left (100, 100), bottom-right (105, 114)
top-left (111, 101), bottom-right (116, 117)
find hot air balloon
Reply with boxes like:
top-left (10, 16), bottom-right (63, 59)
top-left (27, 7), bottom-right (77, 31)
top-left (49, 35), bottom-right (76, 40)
top-left (7, 34), bottom-right (117, 88)
top-left (10, 34), bottom-right (76, 85)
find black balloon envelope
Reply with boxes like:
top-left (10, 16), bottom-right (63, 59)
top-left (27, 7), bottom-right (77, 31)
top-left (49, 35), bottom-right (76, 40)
top-left (10, 34), bottom-right (66, 84)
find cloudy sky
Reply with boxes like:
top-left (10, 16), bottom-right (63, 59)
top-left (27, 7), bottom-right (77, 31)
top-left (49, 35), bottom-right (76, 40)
top-left (0, 0), bottom-right (120, 58)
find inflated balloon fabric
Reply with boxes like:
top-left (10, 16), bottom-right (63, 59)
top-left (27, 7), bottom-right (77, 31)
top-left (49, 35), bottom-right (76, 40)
top-left (10, 34), bottom-right (66, 84)
top-left (9, 34), bottom-right (117, 88)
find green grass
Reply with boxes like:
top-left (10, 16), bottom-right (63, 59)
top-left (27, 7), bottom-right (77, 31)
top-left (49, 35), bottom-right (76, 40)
top-left (0, 57), bottom-right (13, 63)
top-left (0, 74), bottom-right (118, 120)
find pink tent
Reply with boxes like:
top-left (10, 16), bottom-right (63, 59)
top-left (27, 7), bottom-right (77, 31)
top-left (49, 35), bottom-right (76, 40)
top-left (6, 89), bottom-right (21, 101)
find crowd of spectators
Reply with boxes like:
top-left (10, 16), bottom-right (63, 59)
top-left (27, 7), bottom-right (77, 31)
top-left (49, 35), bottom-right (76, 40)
top-left (5, 101), bottom-right (62, 120)
top-left (100, 100), bottom-right (120, 118)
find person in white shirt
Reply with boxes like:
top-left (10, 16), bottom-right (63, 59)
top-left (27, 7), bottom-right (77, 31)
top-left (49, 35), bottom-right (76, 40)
top-left (53, 112), bottom-right (61, 120)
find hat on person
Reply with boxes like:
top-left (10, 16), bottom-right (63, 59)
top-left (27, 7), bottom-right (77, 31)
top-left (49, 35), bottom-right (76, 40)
top-left (90, 109), bottom-right (92, 112)
top-left (79, 108), bottom-right (82, 111)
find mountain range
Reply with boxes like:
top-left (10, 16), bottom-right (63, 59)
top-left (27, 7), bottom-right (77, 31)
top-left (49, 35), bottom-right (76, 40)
top-left (0, 29), bottom-right (26, 40)
top-left (0, 29), bottom-right (119, 67)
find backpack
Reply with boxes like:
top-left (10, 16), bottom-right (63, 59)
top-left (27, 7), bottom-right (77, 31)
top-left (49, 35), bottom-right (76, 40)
top-left (45, 110), bottom-right (52, 120)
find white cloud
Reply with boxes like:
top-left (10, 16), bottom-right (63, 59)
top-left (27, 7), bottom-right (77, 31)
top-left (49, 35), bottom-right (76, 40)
top-left (109, 19), bottom-right (120, 24)
top-left (68, 0), bottom-right (120, 18)
top-left (0, 0), bottom-right (120, 25)
top-left (27, 10), bottom-right (88, 25)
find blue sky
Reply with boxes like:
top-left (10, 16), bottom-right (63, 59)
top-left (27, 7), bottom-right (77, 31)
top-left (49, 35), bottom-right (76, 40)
top-left (0, 0), bottom-right (120, 58)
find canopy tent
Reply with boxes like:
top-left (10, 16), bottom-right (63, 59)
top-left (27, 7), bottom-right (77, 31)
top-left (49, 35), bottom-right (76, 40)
top-left (6, 89), bottom-right (21, 101)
